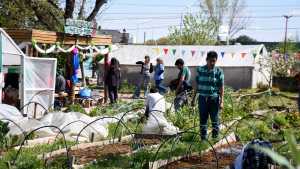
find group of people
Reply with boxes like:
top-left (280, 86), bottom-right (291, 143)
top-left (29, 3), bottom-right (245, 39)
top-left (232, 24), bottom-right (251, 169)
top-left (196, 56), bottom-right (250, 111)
top-left (105, 51), bottom-right (224, 140)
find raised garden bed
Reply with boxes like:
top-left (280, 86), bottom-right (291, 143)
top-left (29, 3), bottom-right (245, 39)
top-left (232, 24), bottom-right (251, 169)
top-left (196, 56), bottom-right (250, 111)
top-left (161, 143), bottom-right (242, 169)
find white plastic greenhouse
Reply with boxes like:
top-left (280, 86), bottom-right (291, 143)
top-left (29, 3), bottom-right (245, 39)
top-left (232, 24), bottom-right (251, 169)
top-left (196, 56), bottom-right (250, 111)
top-left (0, 28), bottom-right (57, 118)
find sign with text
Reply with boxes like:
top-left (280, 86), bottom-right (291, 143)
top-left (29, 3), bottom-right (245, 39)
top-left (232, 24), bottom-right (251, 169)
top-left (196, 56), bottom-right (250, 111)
top-left (64, 19), bottom-right (96, 36)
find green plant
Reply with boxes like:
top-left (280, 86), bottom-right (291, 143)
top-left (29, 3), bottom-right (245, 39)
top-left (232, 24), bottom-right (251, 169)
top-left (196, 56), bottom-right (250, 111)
top-left (119, 80), bottom-right (135, 93)
top-left (0, 121), bottom-right (9, 148)
top-left (66, 104), bottom-right (86, 114)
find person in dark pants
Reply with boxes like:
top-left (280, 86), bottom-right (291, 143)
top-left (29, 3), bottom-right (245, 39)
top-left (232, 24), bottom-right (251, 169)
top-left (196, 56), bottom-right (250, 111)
top-left (154, 58), bottom-right (167, 94)
top-left (105, 58), bottom-right (121, 104)
top-left (196, 51), bottom-right (224, 141)
top-left (133, 55), bottom-right (153, 99)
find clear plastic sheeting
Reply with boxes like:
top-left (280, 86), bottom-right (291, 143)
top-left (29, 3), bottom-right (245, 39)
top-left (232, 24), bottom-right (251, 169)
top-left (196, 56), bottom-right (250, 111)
top-left (40, 112), bottom-right (108, 141)
top-left (0, 104), bottom-right (23, 121)
top-left (23, 57), bottom-right (57, 118)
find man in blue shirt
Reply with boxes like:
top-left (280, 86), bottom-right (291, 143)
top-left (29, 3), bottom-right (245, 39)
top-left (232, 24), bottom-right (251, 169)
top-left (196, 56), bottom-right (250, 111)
top-left (154, 58), bottom-right (167, 94)
top-left (196, 51), bottom-right (224, 140)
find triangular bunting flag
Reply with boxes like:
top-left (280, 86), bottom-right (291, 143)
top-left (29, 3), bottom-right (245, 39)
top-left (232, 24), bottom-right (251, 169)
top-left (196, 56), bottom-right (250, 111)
top-left (241, 52), bottom-right (247, 58)
top-left (181, 50), bottom-right (186, 56)
top-left (231, 53), bottom-right (235, 58)
top-left (221, 52), bottom-right (225, 58)
top-left (155, 48), bottom-right (160, 55)
top-left (191, 50), bottom-right (196, 57)
top-left (253, 53), bottom-right (257, 59)
top-left (201, 51), bottom-right (206, 57)
top-left (172, 49), bottom-right (176, 55)
top-left (163, 48), bottom-right (168, 55)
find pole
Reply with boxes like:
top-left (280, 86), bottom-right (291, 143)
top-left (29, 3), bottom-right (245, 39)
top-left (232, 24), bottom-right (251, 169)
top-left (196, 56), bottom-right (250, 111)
top-left (103, 45), bottom-right (109, 103)
top-left (143, 32), bottom-right (146, 44)
top-left (283, 15), bottom-right (292, 56)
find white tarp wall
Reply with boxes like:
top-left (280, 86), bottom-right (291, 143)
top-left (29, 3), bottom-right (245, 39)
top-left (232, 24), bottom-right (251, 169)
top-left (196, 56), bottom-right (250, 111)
top-left (109, 45), bottom-right (270, 88)
top-left (23, 57), bottom-right (57, 118)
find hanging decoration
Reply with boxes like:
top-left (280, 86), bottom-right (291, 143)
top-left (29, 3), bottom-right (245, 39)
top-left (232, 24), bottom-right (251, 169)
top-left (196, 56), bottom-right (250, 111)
top-left (31, 39), bottom-right (114, 55)
top-left (154, 48), bottom-right (160, 55)
top-left (172, 49), bottom-right (176, 56)
top-left (163, 48), bottom-right (169, 55)
top-left (201, 51), bottom-right (206, 57)
top-left (32, 40), bottom-right (56, 54)
top-left (253, 53), bottom-right (257, 59)
top-left (71, 48), bottom-right (80, 84)
top-left (191, 50), bottom-right (196, 57)
top-left (241, 52), bottom-right (247, 58)
top-left (221, 52), bottom-right (225, 58)
top-left (231, 52), bottom-right (235, 58)
top-left (181, 50), bottom-right (186, 56)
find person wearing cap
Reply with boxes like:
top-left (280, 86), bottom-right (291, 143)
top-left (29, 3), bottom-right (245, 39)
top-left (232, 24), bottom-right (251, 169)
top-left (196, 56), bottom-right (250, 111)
top-left (196, 51), bottom-right (224, 141)
top-left (154, 58), bottom-right (167, 94)
top-left (133, 55), bottom-right (153, 99)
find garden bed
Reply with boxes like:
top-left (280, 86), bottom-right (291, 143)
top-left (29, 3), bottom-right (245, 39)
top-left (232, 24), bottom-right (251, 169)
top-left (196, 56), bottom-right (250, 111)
top-left (162, 142), bottom-right (242, 169)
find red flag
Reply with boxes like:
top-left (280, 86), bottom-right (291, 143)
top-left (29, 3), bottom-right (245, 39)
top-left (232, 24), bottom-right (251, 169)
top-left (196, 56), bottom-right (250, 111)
top-left (163, 48), bottom-right (168, 55)
top-left (241, 53), bottom-right (247, 58)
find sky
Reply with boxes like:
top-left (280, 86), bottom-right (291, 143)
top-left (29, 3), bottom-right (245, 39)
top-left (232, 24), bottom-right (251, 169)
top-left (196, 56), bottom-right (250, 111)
top-left (96, 0), bottom-right (300, 43)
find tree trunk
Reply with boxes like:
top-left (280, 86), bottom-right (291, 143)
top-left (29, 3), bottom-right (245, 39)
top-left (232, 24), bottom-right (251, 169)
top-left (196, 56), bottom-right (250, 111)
top-left (78, 0), bottom-right (87, 19)
top-left (64, 0), bottom-right (75, 19)
top-left (86, 0), bottom-right (107, 21)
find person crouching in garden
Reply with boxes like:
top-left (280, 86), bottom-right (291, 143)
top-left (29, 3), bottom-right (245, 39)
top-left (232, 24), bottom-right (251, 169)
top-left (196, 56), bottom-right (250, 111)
top-left (105, 57), bottom-right (121, 104)
top-left (133, 55), bottom-right (153, 99)
top-left (154, 58), bottom-right (168, 94)
top-left (196, 51), bottom-right (224, 141)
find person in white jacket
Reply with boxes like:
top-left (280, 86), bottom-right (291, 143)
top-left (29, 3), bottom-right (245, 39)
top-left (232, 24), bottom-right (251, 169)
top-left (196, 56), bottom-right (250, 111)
top-left (142, 88), bottom-right (179, 135)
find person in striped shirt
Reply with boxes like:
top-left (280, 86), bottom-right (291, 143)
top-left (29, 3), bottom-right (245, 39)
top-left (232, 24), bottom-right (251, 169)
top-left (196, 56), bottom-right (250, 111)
top-left (196, 51), bottom-right (224, 140)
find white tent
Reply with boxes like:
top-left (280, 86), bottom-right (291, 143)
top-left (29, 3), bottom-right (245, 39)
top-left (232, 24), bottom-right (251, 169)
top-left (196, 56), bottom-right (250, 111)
top-left (109, 45), bottom-right (271, 89)
top-left (0, 28), bottom-right (57, 118)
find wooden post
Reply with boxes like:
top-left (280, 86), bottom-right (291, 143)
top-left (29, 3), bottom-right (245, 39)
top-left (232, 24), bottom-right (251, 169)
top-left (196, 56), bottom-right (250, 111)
top-left (104, 45), bottom-right (109, 103)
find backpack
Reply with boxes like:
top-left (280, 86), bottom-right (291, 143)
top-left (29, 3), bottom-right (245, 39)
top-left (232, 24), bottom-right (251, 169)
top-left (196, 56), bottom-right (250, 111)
top-left (242, 139), bottom-right (273, 169)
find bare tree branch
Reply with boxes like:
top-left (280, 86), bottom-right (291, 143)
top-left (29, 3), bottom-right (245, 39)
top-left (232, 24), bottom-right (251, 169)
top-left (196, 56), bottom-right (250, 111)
top-left (78, 0), bottom-right (87, 19)
top-left (86, 0), bottom-right (107, 21)
top-left (64, 0), bottom-right (75, 19)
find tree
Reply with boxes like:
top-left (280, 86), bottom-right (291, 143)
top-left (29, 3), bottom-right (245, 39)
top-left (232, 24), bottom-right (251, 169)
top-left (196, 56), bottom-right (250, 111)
top-left (168, 13), bottom-right (218, 45)
top-left (200, 0), bottom-right (248, 39)
top-left (0, 0), bottom-right (108, 31)
top-left (145, 37), bottom-right (170, 45)
top-left (233, 35), bottom-right (257, 45)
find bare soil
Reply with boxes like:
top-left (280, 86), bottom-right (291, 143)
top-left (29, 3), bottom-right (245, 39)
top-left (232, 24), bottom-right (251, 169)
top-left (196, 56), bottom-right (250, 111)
top-left (162, 143), bottom-right (242, 169)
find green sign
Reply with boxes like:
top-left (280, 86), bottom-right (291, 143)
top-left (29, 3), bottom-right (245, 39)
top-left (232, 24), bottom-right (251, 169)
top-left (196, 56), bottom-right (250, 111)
top-left (64, 19), bottom-right (94, 36)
